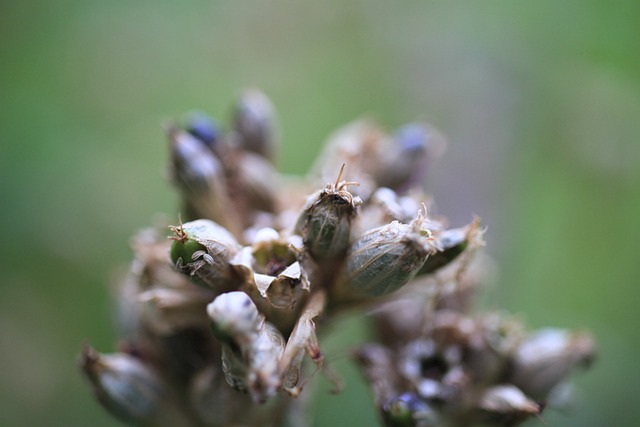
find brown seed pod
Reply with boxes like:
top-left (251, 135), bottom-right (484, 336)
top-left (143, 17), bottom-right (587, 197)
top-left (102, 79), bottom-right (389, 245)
top-left (296, 164), bottom-right (361, 261)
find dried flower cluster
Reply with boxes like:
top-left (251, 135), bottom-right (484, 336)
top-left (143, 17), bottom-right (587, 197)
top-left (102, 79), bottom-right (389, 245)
top-left (79, 89), bottom-right (595, 427)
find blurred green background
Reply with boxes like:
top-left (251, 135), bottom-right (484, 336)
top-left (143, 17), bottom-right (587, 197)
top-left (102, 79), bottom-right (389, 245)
top-left (1, 1), bottom-right (639, 426)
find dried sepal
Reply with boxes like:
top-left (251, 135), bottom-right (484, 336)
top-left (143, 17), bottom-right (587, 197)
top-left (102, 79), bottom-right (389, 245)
top-left (227, 233), bottom-right (311, 335)
top-left (280, 291), bottom-right (328, 395)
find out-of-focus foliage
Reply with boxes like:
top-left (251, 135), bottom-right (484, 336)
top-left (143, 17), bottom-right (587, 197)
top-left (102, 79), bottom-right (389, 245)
top-left (1, 1), bottom-right (638, 426)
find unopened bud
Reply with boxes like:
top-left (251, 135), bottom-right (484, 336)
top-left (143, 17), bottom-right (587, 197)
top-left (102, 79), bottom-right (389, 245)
top-left (374, 123), bottom-right (435, 193)
top-left (232, 89), bottom-right (277, 161)
top-left (168, 127), bottom-right (240, 233)
top-left (508, 328), bottom-right (595, 400)
top-left (341, 216), bottom-right (436, 298)
top-left (297, 165), bottom-right (361, 261)
top-left (183, 110), bottom-right (219, 150)
top-left (79, 345), bottom-right (165, 424)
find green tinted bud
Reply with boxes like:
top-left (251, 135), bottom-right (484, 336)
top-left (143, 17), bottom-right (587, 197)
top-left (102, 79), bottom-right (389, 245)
top-left (79, 346), bottom-right (165, 424)
top-left (297, 165), bottom-right (361, 261)
top-left (170, 235), bottom-right (206, 267)
top-left (342, 217), bottom-right (436, 298)
top-left (170, 219), bottom-right (240, 291)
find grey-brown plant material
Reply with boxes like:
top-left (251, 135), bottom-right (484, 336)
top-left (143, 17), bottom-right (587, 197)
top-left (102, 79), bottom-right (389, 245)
top-left (80, 89), bottom-right (595, 427)
top-left (168, 126), bottom-right (242, 235)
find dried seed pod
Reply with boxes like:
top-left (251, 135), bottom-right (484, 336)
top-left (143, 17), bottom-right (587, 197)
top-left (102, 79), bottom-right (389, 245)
top-left (296, 165), bottom-right (361, 261)
top-left (507, 328), bottom-right (595, 400)
top-left (168, 127), bottom-right (241, 234)
top-left (170, 219), bottom-right (241, 292)
top-left (79, 345), bottom-right (176, 425)
top-left (340, 215), bottom-right (436, 299)
top-left (231, 89), bottom-right (278, 162)
top-left (183, 110), bottom-right (219, 150)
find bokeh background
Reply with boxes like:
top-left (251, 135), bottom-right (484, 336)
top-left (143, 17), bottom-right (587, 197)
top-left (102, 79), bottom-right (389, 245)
top-left (2, 1), bottom-right (639, 426)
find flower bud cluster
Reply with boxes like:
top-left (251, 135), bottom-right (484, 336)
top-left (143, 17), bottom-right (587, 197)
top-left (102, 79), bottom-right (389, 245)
top-left (80, 89), bottom-right (594, 427)
top-left (356, 260), bottom-right (595, 427)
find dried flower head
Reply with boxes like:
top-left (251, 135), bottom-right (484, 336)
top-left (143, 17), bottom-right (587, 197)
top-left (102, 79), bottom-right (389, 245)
top-left (81, 89), bottom-right (595, 427)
